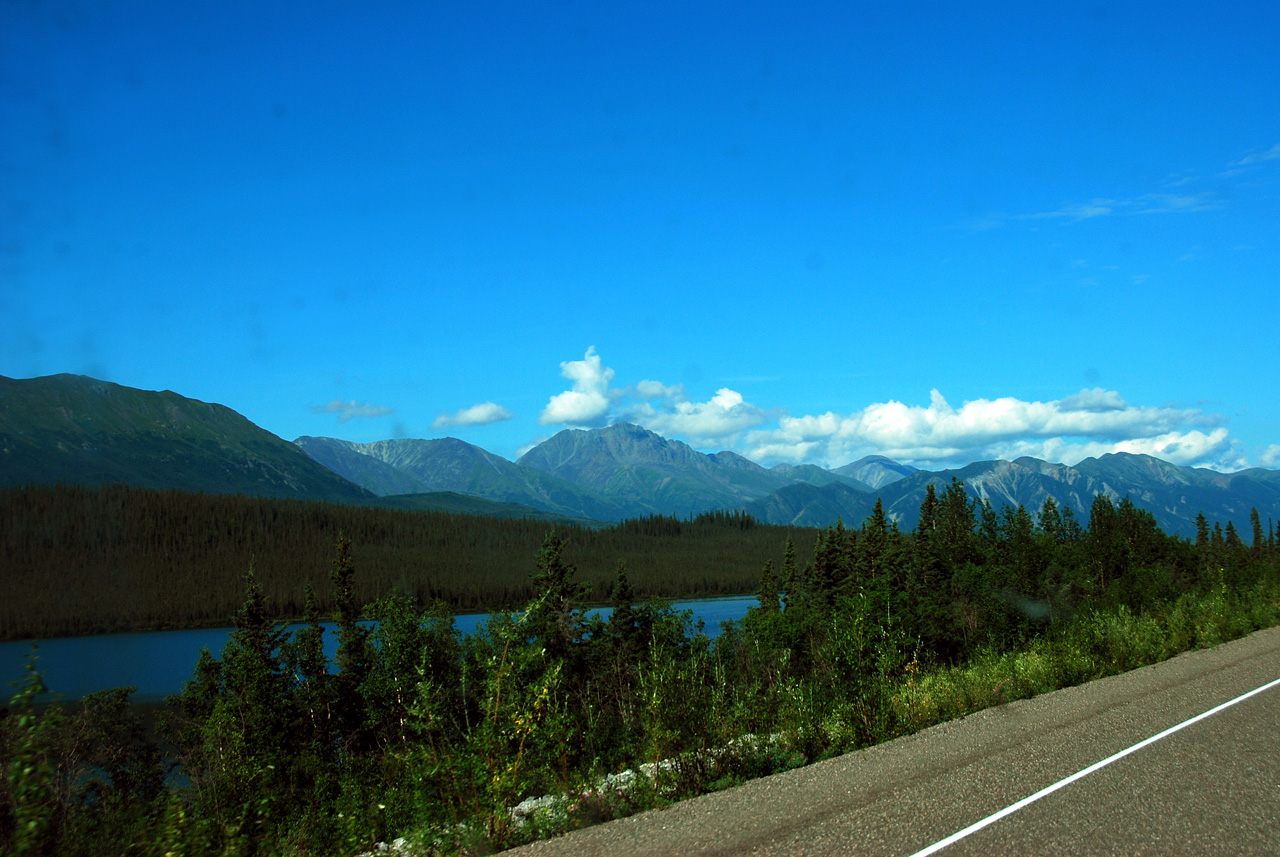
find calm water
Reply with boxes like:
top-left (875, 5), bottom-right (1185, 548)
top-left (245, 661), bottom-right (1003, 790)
top-left (1, 596), bottom-right (757, 702)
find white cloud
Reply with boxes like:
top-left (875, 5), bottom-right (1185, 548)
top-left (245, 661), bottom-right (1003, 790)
top-left (432, 401), bottom-right (512, 429)
top-left (538, 347), bottom-right (767, 446)
top-left (1261, 445), bottom-right (1280, 468)
top-left (311, 399), bottom-right (395, 422)
top-left (1133, 192), bottom-right (1221, 214)
top-left (625, 387), bottom-right (770, 445)
top-left (535, 352), bottom-right (1258, 471)
top-left (1057, 388), bottom-right (1126, 412)
top-left (515, 435), bottom-right (549, 459)
top-left (1018, 192), bottom-right (1220, 222)
top-left (1022, 198), bottom-right (1119, 221)
top-left (743, 389), bottom-right (1231, 469)
top-left (632, 379), bottom-right (684, 400)
top-left (539, 346), bottom-right (617, 427)
top-left (976, 429), bottom-right (1242, 470)
top-left (1232, 143), bottom-right (1280, 166)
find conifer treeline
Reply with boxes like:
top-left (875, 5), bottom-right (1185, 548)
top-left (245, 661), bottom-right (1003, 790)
top-left (0, 484), bottom-right (811, 640)
top-left (5, 480), bottom-right (1279, 854)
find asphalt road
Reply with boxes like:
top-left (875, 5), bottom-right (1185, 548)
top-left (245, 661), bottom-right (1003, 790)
top-left (509, 625), bottom-right (1280, 856)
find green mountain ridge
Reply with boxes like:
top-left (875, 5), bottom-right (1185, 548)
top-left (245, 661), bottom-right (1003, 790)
top-left (0, 374), bottom-right (371, 502)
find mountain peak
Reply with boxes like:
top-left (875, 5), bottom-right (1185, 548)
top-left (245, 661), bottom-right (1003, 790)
top-left (831, 455), bottom-right (917, 489)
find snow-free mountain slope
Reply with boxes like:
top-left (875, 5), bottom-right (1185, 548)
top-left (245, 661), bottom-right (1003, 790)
top-left (516, 423), bottom-right (799, 518)
top-left (0, 374), bottom-right (372, 502)
top-left (297, 436), bottom-right (630, 521)
top-left (831, 455), bottom-right (918, 490)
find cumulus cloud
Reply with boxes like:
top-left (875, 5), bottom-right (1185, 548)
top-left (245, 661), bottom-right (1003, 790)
top-left (311, 399), bottom-right (395, 422)
top-left (535, 351), bottom-right (1256, 470)
top-left (538, 347), bottom-right (768, 446)
top-left (539, 346), bottom-right (617, 427)
top-left (632, 379), bottom-right (684, 400)
top-left (1261, 445), bottom-right (1280, 468)
top-left (432, 401), bottom-right (512, 429)
top-left (625, 387), bottom-right (770, 446)
top-left (743, 388), bottom-right (1235, 469)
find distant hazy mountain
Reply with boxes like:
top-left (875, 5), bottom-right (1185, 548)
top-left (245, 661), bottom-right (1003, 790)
top-left (294, 436), bottom-right (433, 496)
top-left (759, 454), bottom-right (1280, 539)
top-left (878, 459), bottom-right (1098, 532)
top-left (739, 452), bottom-right (1280, 539)
top-left (768, 462), bottom-right (874, 493)
top-left (515, 423), bottom-right (799, 518)
top-left (744, 481), bottom-right (878, 528)
top-left (297, 421), bottom-right (1278, 537)
top-left (0, 374), bottom-right (372, 502)
top-left (831, 455), bottom-right (918, 489)
top-left (296, 436), bottom-right (629, 521)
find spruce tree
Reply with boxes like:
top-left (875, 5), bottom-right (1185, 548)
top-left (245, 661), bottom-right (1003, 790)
top-left (757, 560), bottom-right (780, 612)
top-left (781, 536), bottom-right (799, 609)
top-left (330, 534), bottom-right (371, 753)
top-left (526, 530), bottom-right (589, 663)
top-left (1038, 496), bottom-right (1062, 542)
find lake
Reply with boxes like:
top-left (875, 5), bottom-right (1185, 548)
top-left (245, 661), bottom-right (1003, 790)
top-left (1, 596), bottom-right (758, 702)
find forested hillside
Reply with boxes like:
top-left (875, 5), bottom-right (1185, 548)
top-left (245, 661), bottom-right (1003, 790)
top-left (0, 483), bottom-right (809, 640)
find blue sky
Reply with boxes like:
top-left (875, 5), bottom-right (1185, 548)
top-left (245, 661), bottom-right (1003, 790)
top-left (4, 1), bottom-right (1278, 471)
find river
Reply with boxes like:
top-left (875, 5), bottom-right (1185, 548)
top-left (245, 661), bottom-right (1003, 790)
top-left (0, 596), bottom-right (758, 702)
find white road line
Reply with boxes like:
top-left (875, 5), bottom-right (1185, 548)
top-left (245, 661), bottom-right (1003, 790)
top-left (907, 674), bottom-right (1280, 857)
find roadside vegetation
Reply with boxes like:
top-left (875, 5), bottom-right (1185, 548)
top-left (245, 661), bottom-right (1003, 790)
top-left (3, 481), bottom-right (1279, 855)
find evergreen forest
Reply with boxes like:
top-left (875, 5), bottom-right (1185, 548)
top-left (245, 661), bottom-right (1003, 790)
top-left (0, 483), bottom-right (804, 641)
top-left (3, 481), bottom-right (1280, 855)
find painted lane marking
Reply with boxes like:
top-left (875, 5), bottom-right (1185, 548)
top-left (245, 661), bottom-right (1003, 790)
top-left (907, 674), bottom-right (1280, 857)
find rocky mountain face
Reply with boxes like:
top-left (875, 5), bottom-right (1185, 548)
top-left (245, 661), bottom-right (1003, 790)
top-left (750, 454), bottom-right (1280, 539)
top-left (302, 421), bottom-right (1278, 537)
top-left (743, 481), bottom-right (878, 528)
top-left (298, 435), bottom-right (630, 521)
top-left (830, 455), bottom-right (918, 489)
top-left (768, 463), bottom-right (874, 492)
top-left (294, 436), bottom-right (433, 496)
top-left (514, 423), bottom-right (797, 518)
top-left (0, 374), bottom-right (372, 502)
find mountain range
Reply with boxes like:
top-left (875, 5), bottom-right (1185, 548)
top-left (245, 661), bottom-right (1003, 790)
top-left (4, 373), bottom-right (1278, 539)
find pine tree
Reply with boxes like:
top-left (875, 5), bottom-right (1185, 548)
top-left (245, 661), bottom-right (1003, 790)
top-left (809, 528), bottom-right (839, 608)
top-left (780, 536), bottom-right (799, 609)
top-left (857, 498), bottom-right (891, 587)
top-left (330, 534), bottom-right (371, 752)
top-left (1038, 496), bottom-right (1062, 542)
top-left (917, 483), bottom-right (939, 539)
top-left (937, 478), bottom-right (976, 569)
top-left (526, 530), bottom-right (589, 662)
top-left (757, 560), bottom-right (780, 612)
top-left (608, 560), bottom-right (639, 655)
